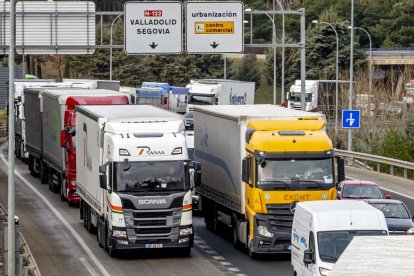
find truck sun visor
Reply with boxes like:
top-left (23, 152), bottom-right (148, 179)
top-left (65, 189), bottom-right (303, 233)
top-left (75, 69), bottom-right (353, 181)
top-left (133, 133), bottom-right (163, 138)
top-left (278, 131), bottom-right (305, 136)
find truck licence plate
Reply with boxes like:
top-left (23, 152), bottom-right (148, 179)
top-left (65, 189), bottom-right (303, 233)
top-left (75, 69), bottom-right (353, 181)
top-left (144, 244), bottom-right (163, 249)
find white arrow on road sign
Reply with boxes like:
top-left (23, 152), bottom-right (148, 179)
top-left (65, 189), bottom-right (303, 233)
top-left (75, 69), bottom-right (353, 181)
top-left (346, 113), bottom-right (355, 126)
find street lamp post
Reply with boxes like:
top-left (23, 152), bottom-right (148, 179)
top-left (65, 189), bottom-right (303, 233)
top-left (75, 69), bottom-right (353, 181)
top-left (313, 20), bottom-right (339, 134)
top-left (276, 0), bottom-right (286, 105)
top-left (352, 26), bottom-right (372, 113)
top-left (264, 12), bottom-right (277, 105)
top-left (110, 14), bottom-right (123, 81)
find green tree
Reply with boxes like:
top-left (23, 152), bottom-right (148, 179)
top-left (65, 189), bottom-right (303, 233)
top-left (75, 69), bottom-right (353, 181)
top-left (233, 54), bottom-right (261, 88)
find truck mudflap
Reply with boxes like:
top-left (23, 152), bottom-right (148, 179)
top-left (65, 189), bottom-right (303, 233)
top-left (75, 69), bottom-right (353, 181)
top-left (250, 213), bottom-right (292, 254)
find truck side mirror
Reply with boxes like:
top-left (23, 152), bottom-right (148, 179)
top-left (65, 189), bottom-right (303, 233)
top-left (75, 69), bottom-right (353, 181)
top-left (99, 174), bottom-right (108, 190)
top-left (336, 156), bottom-right (345, 183)
top-left (242, 158), bottom-right (248, 183)
top-left (60, 129), bottom-right (66, 148)
top-left (303, 249), bottom-right (315, 265)
top-left (336, 190), bottom-right (341, 199)
top-left (193, 162), bottom-right (201, 188)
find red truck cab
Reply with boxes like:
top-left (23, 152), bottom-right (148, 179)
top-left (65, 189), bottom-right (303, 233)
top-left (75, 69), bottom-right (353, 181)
top-left (60, 95), bottom-right (129, 205)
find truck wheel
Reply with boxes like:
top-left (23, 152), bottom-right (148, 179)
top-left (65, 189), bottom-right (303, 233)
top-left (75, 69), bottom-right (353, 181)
top-left (52, 174), bottom-right (62, 194)
top-left (231, 216), bottom-right (241, 249)
top-left (86, 205), bottom-right (97, 234)
top-left (40, 162), bottom-right (48, 184)
top-left (106, 228), bottom-right (118, 257)
top-left (60, 180), bottom-right (67, 202)
top-left (48, 174), bottom-right (54, 192)
top-left (80, 200), bottom-right (84, 220)
top-left (179, 247), bottom-right (191, 257)
top-left (97, 220), bottom-right (104, 248)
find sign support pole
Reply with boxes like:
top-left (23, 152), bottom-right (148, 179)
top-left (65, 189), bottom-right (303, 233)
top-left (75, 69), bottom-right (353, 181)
top-left (8, 0), bottom-right (16, 274)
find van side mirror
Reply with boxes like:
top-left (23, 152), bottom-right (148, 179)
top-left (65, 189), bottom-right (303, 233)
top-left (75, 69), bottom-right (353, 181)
top-left (60, 130), bottom-right (66, 148)
top-left (336, 156), bottom-right (345, 183)
top-left (303, 249), bottom-right (315, 265)
top-left (242, 158), bottom-right (248, 183)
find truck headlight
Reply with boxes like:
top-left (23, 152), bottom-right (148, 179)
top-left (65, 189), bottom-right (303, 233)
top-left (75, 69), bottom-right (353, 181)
top-left (319, 267), bottom-right (330, 276)
top-left (113, 230), bottom-right (127, 238)
top-left (257, 223), bottom-right (273, 238)
top-left (180, 226), bottom-right (193, 236)
top-left (406, 228), bottom-right (414, 235)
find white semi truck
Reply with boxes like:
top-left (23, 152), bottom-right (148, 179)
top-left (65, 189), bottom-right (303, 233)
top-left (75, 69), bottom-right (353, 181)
top-left (76, 105), bottom-right (196, 256)
top-left (186, 79), bottom-right (255, 112)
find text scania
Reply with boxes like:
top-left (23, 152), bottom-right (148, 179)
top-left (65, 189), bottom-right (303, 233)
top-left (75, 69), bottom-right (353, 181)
top-left (229, 92), bottom-right (247, 105)
top-left (130, 19), bottom-right (177, 35)
top-left (138, 199), bottom-right (167, 205)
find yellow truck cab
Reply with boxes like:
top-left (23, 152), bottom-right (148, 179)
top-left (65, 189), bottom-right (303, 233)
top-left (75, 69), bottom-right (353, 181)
top-left (194, 105), bottom-right (345, 258)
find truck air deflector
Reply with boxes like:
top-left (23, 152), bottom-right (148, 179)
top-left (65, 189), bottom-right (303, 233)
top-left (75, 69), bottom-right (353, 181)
top-left (278, 131), bottom-right (305, 136)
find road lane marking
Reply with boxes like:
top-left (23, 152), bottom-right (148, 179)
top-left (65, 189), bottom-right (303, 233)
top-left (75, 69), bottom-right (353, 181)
top-left (0, 145), bottom-right (110, 276)
top-left (194, 234), bottom-right (246, 275)
top-left (347, 176), bottom-right (414, 200)
top-left (79, 257), bottom-right (99, 276)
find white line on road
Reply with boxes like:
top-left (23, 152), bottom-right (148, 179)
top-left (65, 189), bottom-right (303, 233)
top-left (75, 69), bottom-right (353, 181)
top-left (0, 145), bottom-right (110, 276)
top-left (79, 257), bottom-right (99, 276)
top-left (347, 176), bottom-right (414, 200)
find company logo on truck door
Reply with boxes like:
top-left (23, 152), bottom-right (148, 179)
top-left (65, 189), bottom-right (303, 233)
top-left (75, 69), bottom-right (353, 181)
top-left (229, 92), bottom-right (247, 105)
top-left (138, 198), bottom-right (167, 205)
top-left (137, 146), bottom-right (165, 155)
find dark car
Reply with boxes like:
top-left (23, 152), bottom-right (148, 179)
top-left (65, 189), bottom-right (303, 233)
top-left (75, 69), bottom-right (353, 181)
top-left (365, 199), bottom-right (414, 235)
top-left (184, 112), bottom-right (194, 130)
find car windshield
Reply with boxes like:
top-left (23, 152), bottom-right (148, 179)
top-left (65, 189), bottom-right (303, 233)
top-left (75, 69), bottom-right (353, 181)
top-left (289, 92), bottom-right (312, 102)
top-left (317, 230), bottom-right (387, 263)
top-left (370, 203), bottom-right (410, 219)
top-left (342, 184), bottom-right (382, 199)
top-left (188, 94), bottom-right (214, 105)
top-left (114, 161), bottom-right (188, 192)
top-left (187, 148), bottom-right (195, 162)
top-left (185, 112), bottom-right (194, 119)
top-left (257, 158), bottom-right (334, 187)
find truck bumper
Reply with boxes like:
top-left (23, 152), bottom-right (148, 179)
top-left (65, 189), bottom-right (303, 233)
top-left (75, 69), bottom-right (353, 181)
top-left (250, 214), bottom-right (292, 254)
top-left (110, 234), bottom-right (193, 250)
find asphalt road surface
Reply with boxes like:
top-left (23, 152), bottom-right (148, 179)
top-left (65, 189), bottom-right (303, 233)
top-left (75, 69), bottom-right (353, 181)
top-left (1, 143), bottom-right (414, 276)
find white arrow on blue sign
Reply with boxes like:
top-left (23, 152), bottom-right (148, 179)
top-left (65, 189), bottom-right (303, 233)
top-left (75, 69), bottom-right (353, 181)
top-left (342, 110), bottom-right (361, 128)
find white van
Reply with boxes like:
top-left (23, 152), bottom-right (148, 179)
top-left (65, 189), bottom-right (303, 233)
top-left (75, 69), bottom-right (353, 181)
top-left (291, 200), bottom-right (388, 276)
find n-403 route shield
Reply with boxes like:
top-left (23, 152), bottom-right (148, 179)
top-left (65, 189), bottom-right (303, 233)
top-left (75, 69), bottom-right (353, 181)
top-left (186, 1), bottom-right (244, 54)
top-left (124, 1), bottom-right (182, 54)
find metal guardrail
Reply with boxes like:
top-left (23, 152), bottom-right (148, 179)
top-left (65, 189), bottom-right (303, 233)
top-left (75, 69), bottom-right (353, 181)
top-left (335, 149), bottom-right (414, 179)
top-left (0, 203), bottom-right (40, 276)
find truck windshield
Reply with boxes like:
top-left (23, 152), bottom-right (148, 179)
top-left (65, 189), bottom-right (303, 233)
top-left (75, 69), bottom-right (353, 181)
top-left (317, 230), bottom-right (387, 263)
top-left (114, 161), bottom-right (188, 192)
top-left (257, 158), bottom-right (334, 189)
top-left (188, 94), bottom-right (214, 105)
top-left (289, 92), bottom-right (312, 102)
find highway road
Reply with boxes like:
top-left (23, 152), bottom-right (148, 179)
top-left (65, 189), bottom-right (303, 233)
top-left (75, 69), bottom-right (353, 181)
top-left (1, 143), bottom-right (414, 276)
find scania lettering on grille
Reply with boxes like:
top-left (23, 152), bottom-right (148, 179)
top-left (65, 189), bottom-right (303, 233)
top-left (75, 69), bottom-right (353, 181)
top-left (137, 146), bottom-right (165, 155)
top-left (138, 199), bottom-right (167, 205)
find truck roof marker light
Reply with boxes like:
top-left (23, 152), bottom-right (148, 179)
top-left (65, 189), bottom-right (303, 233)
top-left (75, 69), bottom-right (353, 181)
top-left (119, 149), bottom-right (130, 156)
top-left (172, 147), bottom-right (182, 155)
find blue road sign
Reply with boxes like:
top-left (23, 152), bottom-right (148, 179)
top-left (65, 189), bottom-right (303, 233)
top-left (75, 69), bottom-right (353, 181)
top-left (342, 110), bottom-right (360, 128)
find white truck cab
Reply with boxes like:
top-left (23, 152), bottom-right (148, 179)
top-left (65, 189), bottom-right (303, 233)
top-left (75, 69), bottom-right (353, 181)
top-left (291, 200), bottom-right (388, 276)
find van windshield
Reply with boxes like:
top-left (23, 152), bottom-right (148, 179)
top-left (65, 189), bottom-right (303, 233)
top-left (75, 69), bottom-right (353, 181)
top-left (288, 92), bottom-right (312, 102)
top-left (317, 230), bottom-right (387, 263)
top-left (188, 94), bottom-right (214, 105)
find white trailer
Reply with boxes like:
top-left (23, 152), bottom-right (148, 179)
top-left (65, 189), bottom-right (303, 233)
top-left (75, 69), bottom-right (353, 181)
top-left (186, 79), bottom-right (255, 112)
top-left (76, 105), bottom-right (195, 256)
top-left (329, 236), bottom-right (414, 275)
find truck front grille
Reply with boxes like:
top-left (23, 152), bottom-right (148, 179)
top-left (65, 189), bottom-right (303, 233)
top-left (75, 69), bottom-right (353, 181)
top-left (123, 207), bottom-right (182, 243)
top-left (266, 204), bottom-right (294, 232)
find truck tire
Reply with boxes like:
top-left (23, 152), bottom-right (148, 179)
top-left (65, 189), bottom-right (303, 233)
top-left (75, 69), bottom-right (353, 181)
top-left (86, 205), bottom-right (97, 234)
top-left (80, 200), bottom-right (84, 220)
top-left (40, 162), bottom-right (48, 184)
top-left (179, 247), bottom-right (191, 257)
top-left (60, 180), bottom-right (67, 202)
top-left (231, 216), bottom-right (242, 249)
top-left (106, 228), bottom-right (118, 257)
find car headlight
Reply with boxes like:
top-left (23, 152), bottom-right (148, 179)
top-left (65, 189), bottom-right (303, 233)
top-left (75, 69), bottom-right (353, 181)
top-left (257, 225), bottom-right (273, 238)
top-left (113, 230), bottom-right (127, 238)
top-left (319, 267), bottom-right (330, 276)
top-left (406, 228), bottom-right (414, 235)
top-left (180, 226), bottom-right (193, 236)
